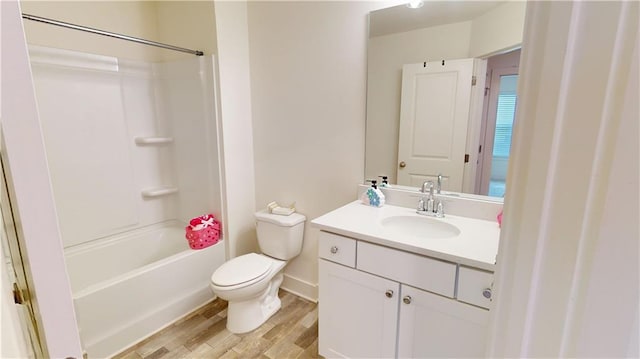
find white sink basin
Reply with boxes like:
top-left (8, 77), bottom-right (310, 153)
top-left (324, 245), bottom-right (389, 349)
top-left (380, 215), bottom-right (461, 239)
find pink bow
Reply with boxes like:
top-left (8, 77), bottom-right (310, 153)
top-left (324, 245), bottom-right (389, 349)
top-left (189, 214), bottom-right (216, 230)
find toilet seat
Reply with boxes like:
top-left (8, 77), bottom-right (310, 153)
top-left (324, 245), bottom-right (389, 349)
top-left (211, 253), bottom-right (273, 288)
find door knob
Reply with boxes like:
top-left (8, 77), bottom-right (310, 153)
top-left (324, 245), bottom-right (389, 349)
top-left (482, 288), bottom-right (492, 299)
top-left (399, 161), bottom-right (406, 168)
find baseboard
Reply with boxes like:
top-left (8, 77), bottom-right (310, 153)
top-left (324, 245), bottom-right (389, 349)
top-left (281, 273), bottom-right (318, 303)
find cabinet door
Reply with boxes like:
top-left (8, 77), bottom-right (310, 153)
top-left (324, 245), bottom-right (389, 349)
top-left (397, 285), bottom-right (489, 358)
top-left (319, 259), bottom-right (399, 359)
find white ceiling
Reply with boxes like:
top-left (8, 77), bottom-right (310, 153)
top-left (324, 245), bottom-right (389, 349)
top-left (369, 1), bottom-right (505, 38)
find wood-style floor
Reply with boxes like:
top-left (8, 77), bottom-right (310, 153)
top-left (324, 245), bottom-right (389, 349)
top-left (113, 291), bottom-right (318, 359)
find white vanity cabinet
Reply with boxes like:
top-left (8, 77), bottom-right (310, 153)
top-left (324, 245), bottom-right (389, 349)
top-left (318, 230), bottom-right (492, 359)
top-left (396, 285), bottom-right (489, 358)
top-left (319, 260), bottom-right (399, 358)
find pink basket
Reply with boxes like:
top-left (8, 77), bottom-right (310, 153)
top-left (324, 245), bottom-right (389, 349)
top-left (185, 225), bottom-right (220, 250)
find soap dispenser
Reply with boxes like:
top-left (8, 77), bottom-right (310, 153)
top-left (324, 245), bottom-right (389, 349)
top-left (378, 175), bottom-right (391, 188)
top-left (361, 180), bottom-right (385, 207)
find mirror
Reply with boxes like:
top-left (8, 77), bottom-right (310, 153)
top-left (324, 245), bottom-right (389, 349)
top-left (365, 1), bottom-right (526, 200)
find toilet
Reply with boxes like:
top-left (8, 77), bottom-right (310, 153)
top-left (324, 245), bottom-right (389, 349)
top-left (210, 210), bottom-right (306, 334)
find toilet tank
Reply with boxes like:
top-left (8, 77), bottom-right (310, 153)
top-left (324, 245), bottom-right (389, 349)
top-left (255, 210), bottom-right (306, 260)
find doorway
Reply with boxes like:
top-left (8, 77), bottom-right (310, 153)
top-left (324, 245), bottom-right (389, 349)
top-left (476, 49), bottom-right (521, 197)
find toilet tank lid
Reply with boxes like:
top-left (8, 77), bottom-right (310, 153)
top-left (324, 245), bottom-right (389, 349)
top-left (255, 210), bottom-right (306, 227)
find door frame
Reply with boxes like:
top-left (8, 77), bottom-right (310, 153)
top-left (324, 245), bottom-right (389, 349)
top-left (477, 67), bottom-right (519, 195)
top-left (487, 1), bottom-right (639, 356)
top-left (1, 1), bottom-right (83, 357)
top-left (1, 141), bottom-right (45, 358)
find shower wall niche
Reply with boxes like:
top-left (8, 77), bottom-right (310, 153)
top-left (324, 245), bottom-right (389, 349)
top-left (30, 45), bottom-right (222, 248)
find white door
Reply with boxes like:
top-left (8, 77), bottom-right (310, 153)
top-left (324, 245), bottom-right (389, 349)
top-left (318, 260), bottom-right (399, 359)
top-left (397, 285), bottom-right (489, 358)
top-left (397, 59), bottom-right (474, 190)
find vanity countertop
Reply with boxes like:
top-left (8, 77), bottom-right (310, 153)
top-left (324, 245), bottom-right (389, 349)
top-left (312, 201), bottom-right (500, 271)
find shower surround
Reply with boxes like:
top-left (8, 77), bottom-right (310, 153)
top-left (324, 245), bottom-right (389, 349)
top-left (29, 46), bottom-right (225, 358)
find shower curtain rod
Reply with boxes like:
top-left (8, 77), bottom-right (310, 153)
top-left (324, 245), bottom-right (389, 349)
top-left (21, 13), bottom-right (204, 56)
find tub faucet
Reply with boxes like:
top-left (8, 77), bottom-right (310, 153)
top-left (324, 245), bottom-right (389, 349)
top-left (418, 180), bottom-right (444, 218)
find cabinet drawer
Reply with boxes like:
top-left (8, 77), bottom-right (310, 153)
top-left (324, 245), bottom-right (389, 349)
top-left (318, 231), bottom-right (356, 267)
top-left (457, 266), bottom-right (493, 309)
top-left (357, 241), bottom-right (456, 297)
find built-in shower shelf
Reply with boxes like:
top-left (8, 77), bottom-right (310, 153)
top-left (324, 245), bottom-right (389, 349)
top-left (134, 137), bottom-right (174, 146)
top-left (141, 187), bottom-right (178, 198)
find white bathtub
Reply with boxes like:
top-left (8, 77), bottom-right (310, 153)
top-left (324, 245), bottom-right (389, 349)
top-left (64, 221), bottom-right (225, 358)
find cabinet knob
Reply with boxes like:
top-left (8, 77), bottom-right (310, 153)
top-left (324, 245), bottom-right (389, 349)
top-left (482, 288), bottom-right (492, 299)
top-left (403, 295), bottom-right (412, 304)
top-left (385, 290), bottom-right (394, 298)
top-left (330, 246), bottom-right (339, 254)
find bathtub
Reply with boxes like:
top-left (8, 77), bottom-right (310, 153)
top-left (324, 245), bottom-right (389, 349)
top-left (64, 221), bottom-right (225, 358)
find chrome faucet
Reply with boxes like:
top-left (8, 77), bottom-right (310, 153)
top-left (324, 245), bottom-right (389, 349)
top-left (417, 180), bottom-right (444, 217)
top-left (419, 181), bottom-right (435, 212)
top-left (421, 180), bottom-right (434, 196)
top-left (437, 174), bottom-right (442, 194)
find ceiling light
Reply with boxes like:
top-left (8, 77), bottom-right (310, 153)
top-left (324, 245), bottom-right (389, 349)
top-left (407, 0), bottom-right (424, 9)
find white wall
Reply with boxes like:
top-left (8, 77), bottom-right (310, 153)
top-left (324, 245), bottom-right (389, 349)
top-left (20, 1), bottom-right (162, 61)
top-left (214, 1), bottom-right (258, 259)
top-left (469, 1), bottom-right (526, 58)
top-left (155, 1), bottom-right (217, 61)
top-left (246, 1), bottom-right (376, 299)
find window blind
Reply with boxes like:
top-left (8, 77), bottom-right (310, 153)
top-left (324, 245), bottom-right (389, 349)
top-left (492, 93), bottom-right (517, 157)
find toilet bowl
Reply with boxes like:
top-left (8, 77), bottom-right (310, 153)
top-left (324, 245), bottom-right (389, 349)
top-left (210, 210), bottom-right (305, 334)
top-left (210, 253), bottom-right (286, 333)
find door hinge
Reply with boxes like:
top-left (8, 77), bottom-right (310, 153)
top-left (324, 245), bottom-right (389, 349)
top-left (471, 76), bottom-right (477, 86)
top-left (464, 154), bottom-right (470, 163)
top-left (13, 282), bottom-right (24, 304)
